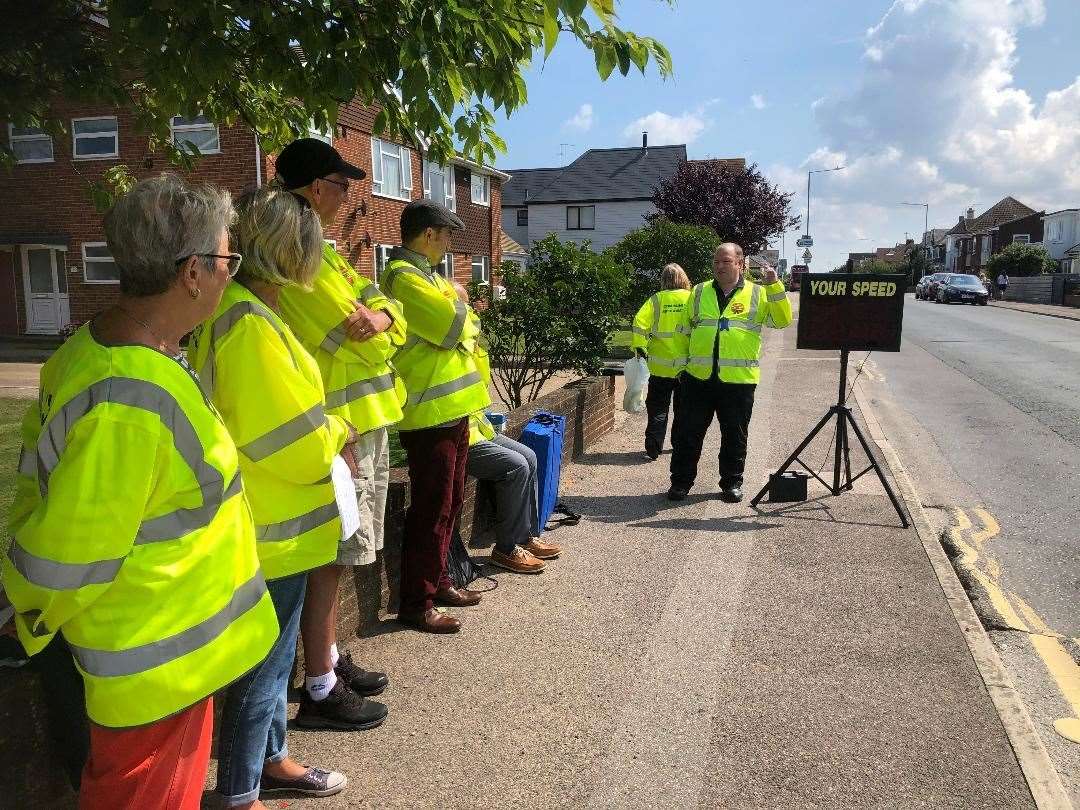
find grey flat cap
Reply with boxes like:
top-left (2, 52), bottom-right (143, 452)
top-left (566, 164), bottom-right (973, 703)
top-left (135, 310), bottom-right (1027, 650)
top-left (401, 198), bottom-right (466, 233)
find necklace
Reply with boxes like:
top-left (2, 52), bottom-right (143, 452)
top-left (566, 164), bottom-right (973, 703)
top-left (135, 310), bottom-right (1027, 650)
top-left (116, 307), bottom-right (180, 354)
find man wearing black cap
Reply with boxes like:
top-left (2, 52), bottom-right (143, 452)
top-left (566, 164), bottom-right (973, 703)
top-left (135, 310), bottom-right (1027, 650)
top-left (381, 200), bottom-right (492, 634)
top-left (275, 138), bottom-right (405, 729)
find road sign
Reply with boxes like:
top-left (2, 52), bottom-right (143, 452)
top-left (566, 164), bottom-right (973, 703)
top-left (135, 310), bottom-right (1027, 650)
top-left (796, 235), bottom-right (814, 248)
top-left (802, 248), bottom-right (813, 261)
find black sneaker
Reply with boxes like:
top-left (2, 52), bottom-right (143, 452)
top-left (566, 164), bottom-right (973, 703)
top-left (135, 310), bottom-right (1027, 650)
top-left (644, 441), bottom-right (660, 461)
top-left (295, 680), bottom-right (388, 731)
top-left (667, 487), bottom-right (688, 501)
top-left (335, 650), bottom-right (389, 697)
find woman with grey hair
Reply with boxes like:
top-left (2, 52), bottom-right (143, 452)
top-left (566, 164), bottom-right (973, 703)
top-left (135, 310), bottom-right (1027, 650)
top-left (1, 174), bottom-right (278, 808)
top-left (190, 185), bottom-right (382, 807)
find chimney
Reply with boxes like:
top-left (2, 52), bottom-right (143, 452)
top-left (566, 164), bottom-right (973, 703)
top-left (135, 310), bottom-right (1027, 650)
top-left (966, 207), bottom-right (974, 222)
top-left (642, 131), bottom-right (648, 150)
top-left (958, 215), bottom-right (965, 225)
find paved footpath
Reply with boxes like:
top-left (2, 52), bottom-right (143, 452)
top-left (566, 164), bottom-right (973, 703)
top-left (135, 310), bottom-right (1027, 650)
top-left (989, 300), bottom-right (1080, 322)
top-left (212, 321), bottom-right (1048, 809)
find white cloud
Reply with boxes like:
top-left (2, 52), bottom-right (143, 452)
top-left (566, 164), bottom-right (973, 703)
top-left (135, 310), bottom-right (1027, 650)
top-left (751, 94), bottom-right (768, 110)
top-left (769, 0), bottom-right (1080, 272)
top-left (621, 110), bottom-right (707, 146)
top-left (563, 103), bottom-right (594, 132)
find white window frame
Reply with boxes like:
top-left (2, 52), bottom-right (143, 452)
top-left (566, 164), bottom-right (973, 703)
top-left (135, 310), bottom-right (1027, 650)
top-left (567, 205), bottom-right (595, 231)
top-left (470, 172), bottom-right (491, 206)
top-left (370, 137), bottom-right (413, 201)
top-left (373, 244), bottom-right (394, 283)
top-left (170, 115), bottom-right (220, 154)
top-left (423, 160), bottom-right (456, 211)
top-left (471, 255), bottom-right (490, 285)
top-left (1011, 234), bottom-right (1030, 244)
top-left (82, 242), bottom-right (119, 284)
top-left (435, 253), bottom-right (454, 279)
top-left (308, 118), bottom-right (333, 145)
top-left (8, 124), bottom-right (53, 164)
top-left (72, 116), bottom-right (119, 160)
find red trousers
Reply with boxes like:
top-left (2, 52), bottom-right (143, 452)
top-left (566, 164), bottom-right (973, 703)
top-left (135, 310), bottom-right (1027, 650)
top-left (79, 697), bottom-right (213, 810)
top-left (399, 418), bottom-right (470, 613)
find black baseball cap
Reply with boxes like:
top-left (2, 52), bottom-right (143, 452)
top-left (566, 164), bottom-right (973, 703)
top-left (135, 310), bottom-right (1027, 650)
top-left (274, 138), bottom-right (366, 190)
top-left (400, 198), bottom-right (466, 235)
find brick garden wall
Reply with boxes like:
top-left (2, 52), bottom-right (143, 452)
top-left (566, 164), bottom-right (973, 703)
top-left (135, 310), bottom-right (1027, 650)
top-left (1, 374), bottom-right (615, 808)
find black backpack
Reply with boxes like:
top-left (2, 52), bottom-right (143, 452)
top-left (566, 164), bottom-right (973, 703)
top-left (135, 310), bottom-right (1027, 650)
top-left (447, 527), bottom-right (498, 592)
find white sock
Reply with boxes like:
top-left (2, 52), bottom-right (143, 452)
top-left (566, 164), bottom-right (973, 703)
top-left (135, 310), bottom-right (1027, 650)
top-left (330, 643), bottom-right (340, 668)
top-left (305, 670), bottom-right (337, 702)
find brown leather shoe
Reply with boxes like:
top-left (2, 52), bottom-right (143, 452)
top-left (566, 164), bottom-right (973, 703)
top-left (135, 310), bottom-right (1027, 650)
top-left (399, 608), bottom-right (461, 634)
top-left (434, 586), bottom-right (482, 607)
top-left (522, 537), bottom-right (561, 559)
top-left (490, 547), bottom-right (546, 574)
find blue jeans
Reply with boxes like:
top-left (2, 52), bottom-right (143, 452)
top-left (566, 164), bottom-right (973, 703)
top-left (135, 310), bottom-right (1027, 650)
top-left (215, 572), bottom-right (307, 806)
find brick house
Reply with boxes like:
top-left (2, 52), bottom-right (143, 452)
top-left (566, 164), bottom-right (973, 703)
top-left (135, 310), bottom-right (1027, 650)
top-left (944, 197), bottom-right (1035, 276)
top-left (989, 210), bottom-right (1045, 256)
top-left (1, 102), bottom-right (508, 336)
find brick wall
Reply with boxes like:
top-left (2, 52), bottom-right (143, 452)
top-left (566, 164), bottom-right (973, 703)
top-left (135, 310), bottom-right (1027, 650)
top-left (2, 100), bottom-right (504, 335)
top-left (1, 374), bottom-right (615, 808)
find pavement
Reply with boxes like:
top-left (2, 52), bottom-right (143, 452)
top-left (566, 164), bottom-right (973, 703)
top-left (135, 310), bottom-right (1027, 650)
top-left (989, 300), bottom-right (1080, 322)
top-left (0, 362), bottom-right (40, 399)
top-left (213, 312), bottom-right (1049, 808)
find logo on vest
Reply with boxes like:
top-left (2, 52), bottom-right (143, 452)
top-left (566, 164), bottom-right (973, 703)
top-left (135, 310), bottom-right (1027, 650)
top-left (730, 302), bottom-right (745, 315)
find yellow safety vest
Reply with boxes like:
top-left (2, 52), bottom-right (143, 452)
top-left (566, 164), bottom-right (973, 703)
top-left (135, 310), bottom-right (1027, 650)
top-left (631, 288), bottom-right (692, 378)
top-left (679, 279), bottom-right (792, 384)
top-left (3, 326), bottom-right (277, 728)
top-left (383, 250), bottom-right (491, 431)
top-left (188, 282), bottom-right (349, 580)
top-left (278, 243), bottom-right (407, 435)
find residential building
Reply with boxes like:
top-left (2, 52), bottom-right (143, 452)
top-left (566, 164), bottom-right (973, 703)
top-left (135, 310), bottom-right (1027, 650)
top-left (501, 135), bottom-right (744, 254)
top-left (990, 211), bottom-right (1044, 256)
top-left (944, 197), bottom-right (1036, 275)
top-left (920, 228), bottom-right (949, 270)
top-left (1042, 208), bottom-right (1080, 270)
top-left (874, 239), bottom-right (914, 268)
top-left (845, 252), bottom-right (876, 271)
top-left (1, 102), bottom-right (507, 336)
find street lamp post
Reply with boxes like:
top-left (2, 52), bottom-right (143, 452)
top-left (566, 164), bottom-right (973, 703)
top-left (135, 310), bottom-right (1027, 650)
top-left (806, 165), bottom-right (846, 242)
top-left (900, 201), bottom-right (930, 280)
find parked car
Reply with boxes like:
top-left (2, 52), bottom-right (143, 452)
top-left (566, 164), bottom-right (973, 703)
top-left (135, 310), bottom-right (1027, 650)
top-left (936, 273), bottom-right (989, 305)
top-left (916, 272), bottom-right (947, 300)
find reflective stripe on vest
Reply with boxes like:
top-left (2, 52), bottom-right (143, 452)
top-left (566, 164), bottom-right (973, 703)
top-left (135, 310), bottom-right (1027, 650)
top-left (199, 300), bottom-right (294, 397)
top-left (691, 318), bottom-right (762, 334)
top-left (407, 370), bottom-right (484, 407)
top-left (324, 372), bottom-right (397, 409)
top-left (256, 501), bottom-right (339, 542)
top-left (649, 293), bottom-right (662, 335)
top-left (17, 446), bottom-right (35, 477)
top-left (7, 542), bottom-right (124, 591)
top-left (32, 377), bottom-right (240, 544)
top-left (440, 301), bottom-right (469, 349)
top-left (767, 290), bottom-right (787, 302)
top-left (238, 404), bottom-right (326, 462)
top-left (646, 356), bottom-right (684, 368)
top-left (684, 357), bottom-right (760, 368)
top-left (68, 571), bottom-right (267, 678)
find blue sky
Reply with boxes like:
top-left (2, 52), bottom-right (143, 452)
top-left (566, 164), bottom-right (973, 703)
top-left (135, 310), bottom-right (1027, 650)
top-left (495, 0), bottom-right (1080, 271)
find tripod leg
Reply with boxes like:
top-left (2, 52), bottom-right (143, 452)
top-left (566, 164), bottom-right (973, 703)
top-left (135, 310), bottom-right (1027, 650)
top-left (832, 408), bottom-right (845, 495)
top-left (751, 408), bottom-right (838, 506)
top-left (845, 410), bottom-right (910, 527)
top-left (842, 413), bottom-right (853, 491)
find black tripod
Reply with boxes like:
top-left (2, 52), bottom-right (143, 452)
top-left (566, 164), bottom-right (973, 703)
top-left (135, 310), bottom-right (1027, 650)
top-left (750, 349), bottom-right (910, 527)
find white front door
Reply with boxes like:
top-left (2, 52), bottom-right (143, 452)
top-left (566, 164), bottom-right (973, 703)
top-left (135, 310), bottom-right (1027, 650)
top-left (22, 246), bottom-right (70, 334)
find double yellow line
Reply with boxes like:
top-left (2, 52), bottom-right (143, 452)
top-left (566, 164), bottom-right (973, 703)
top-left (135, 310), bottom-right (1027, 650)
top-left (948, 506), bottom-right (1080, 744)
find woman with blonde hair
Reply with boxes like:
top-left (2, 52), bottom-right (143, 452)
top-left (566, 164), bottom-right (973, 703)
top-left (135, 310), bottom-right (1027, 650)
top-left (189, 186), bottom-right (384, 807)
top-left (630, 262), bottom-right (693, 460)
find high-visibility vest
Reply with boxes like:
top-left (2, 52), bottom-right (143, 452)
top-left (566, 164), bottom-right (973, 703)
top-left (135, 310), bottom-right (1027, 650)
top-left (2, 326), bottom-right (277, 728)
top-left (679, 279), bottom-right (792, 383)
top-left (382, 251), bottom-right (491, 431)
top-left (631, 288), bottom-right (692, 378)
top-left (278, 243), bottom-right (407, 435)
top-left (188, 282), bottom-right (349, 580)
top-left (468, 317), bottom-right (496, 446)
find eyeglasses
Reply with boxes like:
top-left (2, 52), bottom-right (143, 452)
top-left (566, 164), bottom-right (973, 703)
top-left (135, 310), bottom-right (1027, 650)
top-left (176, 253), bottom-right (243, 277)
top-left (319, 176), bottom-right (349, 192)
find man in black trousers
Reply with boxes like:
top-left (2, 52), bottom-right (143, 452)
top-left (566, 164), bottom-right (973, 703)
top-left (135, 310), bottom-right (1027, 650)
top-left (668, 243), bottom-right (792, 502)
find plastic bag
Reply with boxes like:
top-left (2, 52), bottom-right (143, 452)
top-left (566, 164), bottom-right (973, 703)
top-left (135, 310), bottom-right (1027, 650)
top-left (622, 356), bottom-right (650, 412)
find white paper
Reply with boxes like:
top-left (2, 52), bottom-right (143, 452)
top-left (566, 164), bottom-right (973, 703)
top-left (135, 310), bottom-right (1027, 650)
top-left (331, 455), bottom-right (361, 542)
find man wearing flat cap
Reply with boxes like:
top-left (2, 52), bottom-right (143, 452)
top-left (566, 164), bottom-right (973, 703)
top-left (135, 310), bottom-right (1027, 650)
top-left (380, 199), bottom-right (492, 634)
top-left (273, 138), bottom-right (406, 727)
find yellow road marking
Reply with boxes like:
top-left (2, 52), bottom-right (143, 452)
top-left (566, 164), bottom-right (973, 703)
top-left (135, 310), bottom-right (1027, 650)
top-left (947, 506), bottom-right (1080, 744)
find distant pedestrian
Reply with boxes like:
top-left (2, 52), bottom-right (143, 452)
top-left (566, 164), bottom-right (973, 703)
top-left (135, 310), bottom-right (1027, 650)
top-left (668, 243), bottom-right (793, 503)
top-left (996, 271), bottom-right (1009, 300)
top-left (631, 263), bottom-right (692, 460)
